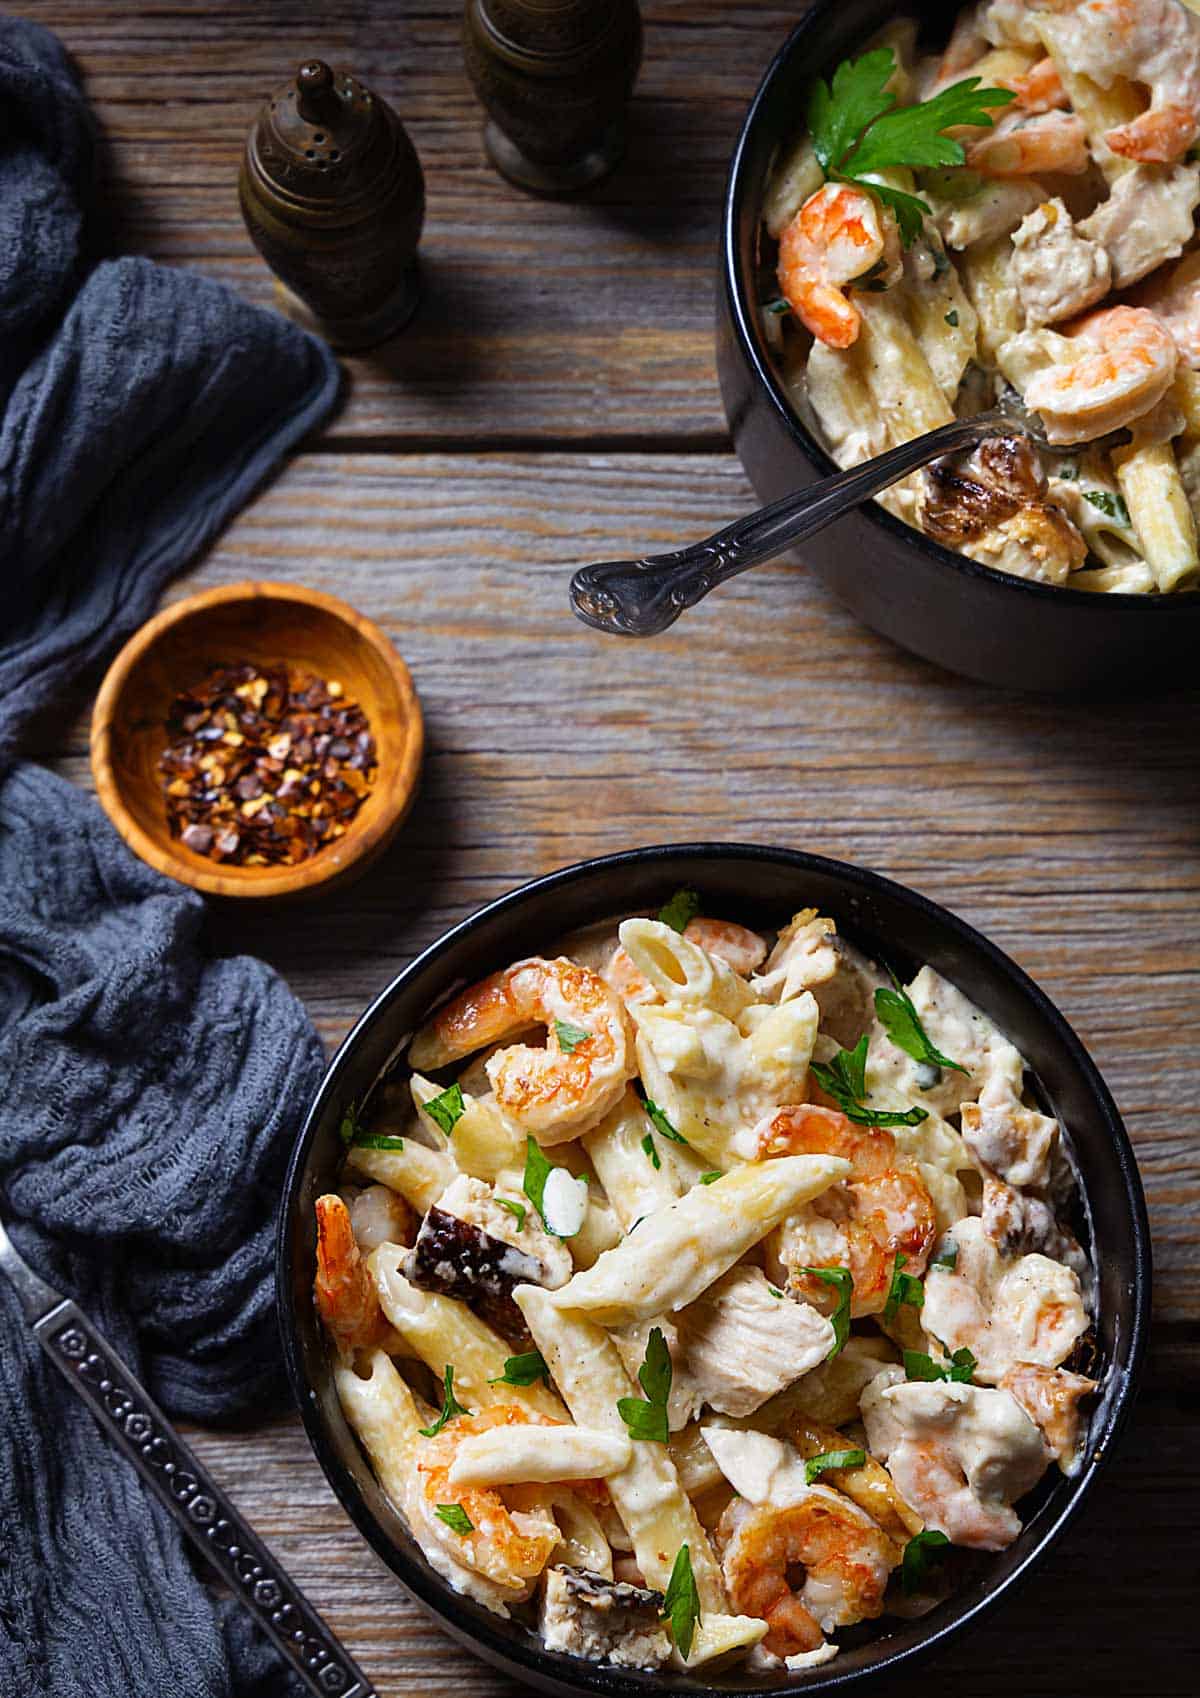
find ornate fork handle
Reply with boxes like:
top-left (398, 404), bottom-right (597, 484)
top-left (569, 408), bottom-right (1013, 637)
top-left (36, 1296), bottom-right (378, 1698)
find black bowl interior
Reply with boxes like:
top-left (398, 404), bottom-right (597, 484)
top-left (279, 845), bottom-right (1150, 1697)
top-left (721, 0), bottom-right (1192, 623)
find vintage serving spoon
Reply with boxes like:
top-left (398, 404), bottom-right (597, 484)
top-left (569, 402), bottom-right (1110, 637)
top-left (0, 1212), bottom-right (378, 1698)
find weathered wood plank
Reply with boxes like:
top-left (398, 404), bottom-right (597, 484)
top-left (44, 452), bottom-right (1200, 1323)
top-left (42, 0), bottom-right (801, 443)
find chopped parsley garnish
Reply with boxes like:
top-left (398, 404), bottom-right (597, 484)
top-left (929, 1241), bottom-right (958, 1271)
top-left (420, 1081), bottom-right (466, 1136)
top-left (904, 1345), bottom-right (976, 1384)
top-left (804, 1447), bottom-right (866, 1484)
top-left (811, 1034), bottom-right (928, 1127)
top-left (522, 1137), bottom-right (585, 1236)
top-left (875, 975), bottom-right (969, 1077)
top-left (616, 1325), bottom-right (672, 1444)
top-left (489, 1350), bottom-right (550, 1387)
top-left (883, 1251), bottom-right (925, 1323)
top-left (1083, 489), bottom-right (1131, 527)
top-left (944, 309), bottom-right (959, 327)
top-left (768, 1286), bottom-right (785, 1299)
top-left (435, 1503), bottom-right (474, 1535)
top-left (496, 1196), bottom-right (527, 1230)
top-left (553, 1018), bottom-right (591, 1053)
top-left (699, 1171), bottom-right (722, 1185)
top-left (661, 1544), bottom-right (702, 1659)
top-left (807, 48), bottom-right (1014, 244)
top-left (640, 1091), bottom-right (689, 1145)
top-left (657, 887), bottom-right (701, 932)
top-left (803, 1265), bottom-right (853, 1356)
top-left (339, 1101), bottom-right (403, 1151)
top-left (419, 1365), bottom-right (472, 1438)
top-left (901, 1528), bottom-right (951, 1594)
top-left (641, 1131), bottom-right (662, 1170)
top-left (763, 297), bottom-right (792, 317)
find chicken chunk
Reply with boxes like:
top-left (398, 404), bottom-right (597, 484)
top-left (1000, 1362), bottom-right (1096, 1476)
top-left (925, 174), bottom-right (1046, 250)
top-left (751, 909), bottom-right (886, 1048)
top-left (1010, 198), bottom-right (1111, 326)
top-left (922, 434), bottom-right (1088, 587)
top-left (961, 1099), bottom-right (1058, 1189)
top-left (675, 1266), bottom-right (834, 1418)
top-left (1079, 164), bottom-right (1200, 289)
top-left (540, 1567), bottom-right (671, 1670)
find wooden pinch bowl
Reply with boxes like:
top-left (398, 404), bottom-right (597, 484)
top-left (90, 581), bottom-right (423, 900)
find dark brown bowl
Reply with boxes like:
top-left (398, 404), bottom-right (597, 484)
top-left (277, 844), bottom-right (1150, 1696)
top-left (716, 0), bottom-right (1200, 692)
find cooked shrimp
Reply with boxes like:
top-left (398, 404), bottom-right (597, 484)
top-left (778, 183), bottom-right (898, 351)
top-left (760, 1106), bottom-right (937, 1317)
top-left (1022, 304), bottom-right (1178, 444)
top-left (967, 109), bottom-right (1089, 176)
top-left (1007, 56), bottom-right (1068, 114)
top-left (718, 1490), bottom-right (894, 1658)
top-left (1042, 0), bottom-right (1200, 164)
top-left (1000, 1363), bottom-right (1096, 1472)
top-left (408, 956), bottom-right (633, 1142)
top-left (416, 1405), bottom-right (565, 1592)
top-left (887, 1440), bottom-right (1023, 1550)
top-left (606, 917), bottom-right (766, 1006)
top-left (314, 1193), bottom-right (390, 1361)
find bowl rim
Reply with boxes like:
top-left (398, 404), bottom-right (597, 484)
top-left (88, 578), bottom-right (424, 900)
top-left (277, 841), bottom-right (1152, 1697)
top-left (720, 0), bottom-right (1197, 618)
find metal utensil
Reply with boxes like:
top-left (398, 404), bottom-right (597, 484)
top-left (0, 1213), bottom-right (378, 1698)
top-left (569, 403), bottom-right (1107, 638)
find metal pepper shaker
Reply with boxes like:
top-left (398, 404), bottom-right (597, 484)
top-left (239, 60), bottom-right (425, 351)
top-left (463, 0), bottom-right (642, 195)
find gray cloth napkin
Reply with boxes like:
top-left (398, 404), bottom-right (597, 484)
top-left (0, 15), bottom-right (340, 1695)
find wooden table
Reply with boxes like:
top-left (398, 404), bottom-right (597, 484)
top-left (39, 2), bottom-right (1199, 1692)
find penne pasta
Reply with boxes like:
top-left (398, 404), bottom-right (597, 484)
top-left (1114, 440), bottom-right (1200, 591)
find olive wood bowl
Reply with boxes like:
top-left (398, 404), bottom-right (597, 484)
top-left (90, 580), bottom-right (423, 900)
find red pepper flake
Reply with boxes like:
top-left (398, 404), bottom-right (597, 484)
top-left (158, 662), bottom-right (377, 867)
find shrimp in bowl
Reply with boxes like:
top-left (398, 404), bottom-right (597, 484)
top-left (303, 878), bottom-right (1115, 1681)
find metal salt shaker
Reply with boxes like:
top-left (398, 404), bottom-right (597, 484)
top-left (239, 60), bottom-right (425, 351)
top-left (463, 0), bottom-right (642, 194)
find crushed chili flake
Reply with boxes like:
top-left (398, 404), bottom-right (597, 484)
top-left (158, 662), bottom-right (377, 867)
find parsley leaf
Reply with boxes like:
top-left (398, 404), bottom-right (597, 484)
top-left (901, 1528), bottom-right (950, 1594)
top-left (803, 1265), bottom-right (853, 1356)
top-left (523, 1136), bottom-right (553, 1226)
top-left (811, 1034), bottom-right (928, 1127)
top-left (875, 976), bottom-right (969, 1076)
top-left (883, 1251), bottom-right (925, 1322)
top-left (339, 1101), bottom-right (403, 1151)
top-left (496, 1196), bottom-right (527, 1230)
top-left (763, 297), bottom-right (791, 316)
top-left (657, 888), bottom-right (701, 932)
top-left (929, 1241), bottom-right (958, 1271)
top-left (616, 1325), bottom-right (672, 1444)
top-left (661, 1544), bottom-right (702, 1659)
top-left (641, 1131), bottom-right (662, 1171)
top-left (804, 1447), bottom-right (866, 1484)
top-left (904, 1345), bottom-right (976, 1384)
top-left (435, 1503), bottom-right (474, 1535)
top-left (420, 1081), bottom-right (466, 1136)
top-left (768, 1286), bottom-right (785, 1299)
top-left (489, 1350), bottom-right (550, 1387)
top-left (699, 1171), bottom-right (722, 1185)
top-left (640, 1091), bottom-right (689, 1145)
top-left (553, 1018), bottom-right (591, 1054)
top-left (806, 49), bottom-right (1014, 246)
top-left (419, 1365), bottom-right (472, 1438)
top-left (1084, 489), bottom-right (1131, 527)
top-left (944, 309), bottom-right (959, 327)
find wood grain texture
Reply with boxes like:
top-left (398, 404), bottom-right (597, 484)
top-left (44, 0), bottom-right (795, 444)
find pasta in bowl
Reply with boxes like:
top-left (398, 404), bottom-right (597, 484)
top-left (761, 0), bottom-right (1200, 597)
top-left (279, 847), bottom-right (1148, 1694)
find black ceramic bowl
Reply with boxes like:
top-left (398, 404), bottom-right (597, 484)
top-left (278, 845), bottom-right (1150, 1696)
top-left (717, 0), bottom-right (1200, 693)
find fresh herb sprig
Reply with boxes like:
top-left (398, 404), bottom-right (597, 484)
top-left (904, 1345), bottom-right (976, 1384)
top-left (901, 1528), bottom-right (950, 1594)
top-left (419, 1365), bottom-right (472, 1438)
top-left (883, 1251), bottom-right (925, 1323)
top-left (811, 1034), bottom-right (928, 1127)
top-left (420, 1081), bottom-right (466, 1136)
top-left (435, 1503), bottom-right (474, 1535)
top-left (807, 48), bottom-right (1014, 244)
top-left (803, 1265), bottom-right (853, 1356)
top-left (496, 1196), bottom-right (527, 1229)
top-left (804, 1447), bottom-right (866, 1484)
top-left (640, 1090), bottom-right (689, 1145)
top-left (661, 1544), bottom-right (702, 1658)
top-left (657, 888), bottom-right (701, 932)
top-left (875, 975), bottom-right (969, 1077)
top-left (554, 1018), bottom-right (591, 1054)
top-left (616, 1326), bottom-right (672, 1444)
top-left (642, 1131), bottom-right (662, 1171)
top-left (489, 1350), bottom-right (550, 1388)
top-left (339, 1101), bottom-right (404, 1153)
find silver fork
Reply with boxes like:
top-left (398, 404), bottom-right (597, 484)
top-left (0, 1213), bottom-right (378, 1698)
